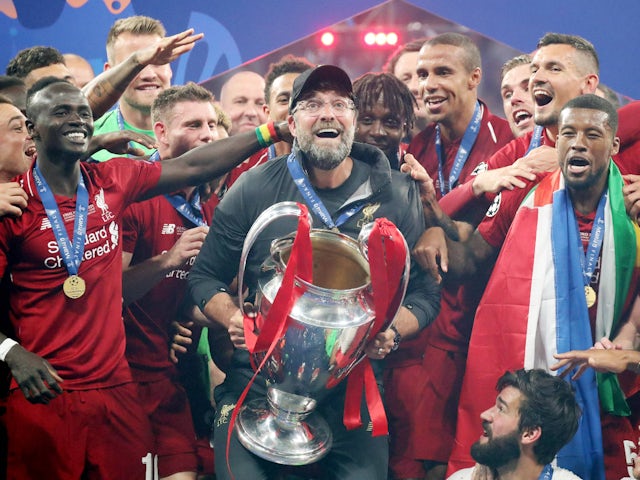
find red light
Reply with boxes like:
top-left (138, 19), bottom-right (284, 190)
top-left (364, 32), bottom-right (376, 45)
top-left (363, 30), bottom-right (399, 47)
top-left (320, 32), bottom-right (335, 47)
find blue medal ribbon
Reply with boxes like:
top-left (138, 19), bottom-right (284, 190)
top-left (552, 184), bottom-right (606, 479)
top-left (33, 164), bottom-right (88, 277)
top-left (148, 150), bottom-right (207, 227)
top-left (579, 190), bottom-right (607, 289)
top-left (436, 101), bottom-right (482, 194)
top-left (268, 144), bottom-right (278, 160)
top-left (286, 151), bottom-right (365, 230)
top-left (525, 124), bottom-right (544, 156)
top-left (164, 192), bottom-right (207, 227)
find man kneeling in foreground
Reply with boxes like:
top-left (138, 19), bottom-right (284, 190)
top-left (448, 369), bottom-right (582, 480)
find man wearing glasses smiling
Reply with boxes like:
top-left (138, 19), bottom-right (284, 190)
top-left (189, 64), bottom-right (440, 479)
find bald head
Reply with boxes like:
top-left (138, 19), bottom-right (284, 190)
top-left (63, 53), bottom-right (95, 88)
top-left (219, 71), bottom-right (267, 135)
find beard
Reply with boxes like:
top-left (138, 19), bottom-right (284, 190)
top-left (470, 430), bottom-right (521, 470)
top-left (534, 108), bottom-right (559, 128)
top-left (295, 122), bottom-right (354, 171)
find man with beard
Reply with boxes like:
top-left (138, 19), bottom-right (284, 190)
top-left (448, 369), bottom-right (582, 480)
top-left (0, 76), bottom-right (289, 479)
top-left (432, 95), bottom-right (640, 480)
top-left (384, 32), bottom-right (513, 480)
top-left (189, 64), bottom-right (440, 480)
top-left (222, 56), bottom-right (312, 189)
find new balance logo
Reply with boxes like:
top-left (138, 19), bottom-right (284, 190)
top-left (161, 224), bottom-right (176, 235)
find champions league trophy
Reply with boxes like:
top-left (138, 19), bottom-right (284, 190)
top-left (234, 201), bottom-right (409, 465)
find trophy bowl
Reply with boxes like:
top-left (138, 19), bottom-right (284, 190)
top-left (234, 202), bottom-right (408, 465)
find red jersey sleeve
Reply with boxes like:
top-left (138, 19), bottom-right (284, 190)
top-left (477, 177), bottom-right (538, 249)
top-left (122, 203), bottom-right (143, 254)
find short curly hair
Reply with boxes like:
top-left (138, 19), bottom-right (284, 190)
top-left (6, 46), bottom-right (66, 79)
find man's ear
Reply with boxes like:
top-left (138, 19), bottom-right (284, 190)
top-left (611, 135), bottom-right (620, 156)
top-left (583, 74), bottom-right (599, 94)
top-left (521, 425), bottom-right (542, 446)
top-left (153, 121), bottom-right (167, 145)
top-left (288, 114), bottom-right (297, 138)
top-left (468, 67), bottom-right (482, 89)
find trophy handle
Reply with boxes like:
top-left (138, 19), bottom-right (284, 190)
top-left (357, 221), bottom-right (410, 330)
top-left (238, 201), bottom-right (313, 318)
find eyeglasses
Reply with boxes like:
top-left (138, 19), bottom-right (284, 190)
top-left (294, 99), bottom-right (356, 117)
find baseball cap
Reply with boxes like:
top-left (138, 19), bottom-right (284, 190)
top-left (289, 64), bottom-right (353, 114)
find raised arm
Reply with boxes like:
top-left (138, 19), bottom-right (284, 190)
top-left (83, 28), bottom-right (204, 119)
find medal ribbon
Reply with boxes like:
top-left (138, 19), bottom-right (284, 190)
top-left (344, 218), bottom-right (407, 436)
top-left (525, 124), bottom-right (544, 155)
top-left (115, 106), bottom-right (137, 157)
top-left (148, 151), bottom-right (208, 227)
top-left (552, 182), bottom-right (605, 479)
top-left (287, 151), bottom-right (366, 229)
top-left (576, 189), bottom-right (607, 291)
top-left (268, 144), bottom-right (278, 160)
top-left (33, 164), bottom-right (88, 278)
top-left (435, 101), bottom-right (482, 194)
top-left (164, 193), bottom-right (207, 227)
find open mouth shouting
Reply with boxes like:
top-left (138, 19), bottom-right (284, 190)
top-left (513, 108), bottom-right (533, 128)
top-left (315, 127), bottom-right (340, 139)
top-left (566, 155), bottom-right (590, 175)
top-left (480, 421), bottom-right (492, 441)
top-left (533, 88), bottom-right (553, 107)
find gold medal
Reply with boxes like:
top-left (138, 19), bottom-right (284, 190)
top-left (584, 285), bottom-right (597, 308)
top-left (63, 275), bottom-right (86, 299)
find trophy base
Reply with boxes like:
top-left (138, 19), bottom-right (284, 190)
top-left (235, 397), bottom-right (332, 465)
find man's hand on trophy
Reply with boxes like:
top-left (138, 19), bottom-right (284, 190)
top-left (228, 303), bottom-right (257, 350)
top-left (366, 329), bottom-right (395, 359)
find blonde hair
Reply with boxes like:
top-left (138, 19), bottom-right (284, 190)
top-left (106, 16), bottom-right (166, 63)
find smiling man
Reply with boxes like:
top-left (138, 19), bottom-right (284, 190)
top-left (431, 33), bottom-right (600, 226)
top-left (500, 54), bottom-right (535, 138)
top-left (92, 16), bottom-right (180, 161)
top-left (448, 369), bottom-right (581, 480)
top-left (0, 76), bottom-right (289, 479)
top-left (189, 64), bottom-right (440, 480)
top-left (435, 94), bottom-right (640, 480)
top-left (386, 33), bottom-right (513, 480)
top-left (352, 72), bottom-right (416, 170)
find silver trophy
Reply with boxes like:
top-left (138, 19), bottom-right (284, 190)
top-left (234, 202), bottom-right (409, 465)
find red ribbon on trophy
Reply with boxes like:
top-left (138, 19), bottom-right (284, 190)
top-left (344, 218), bottom-right (407, 436)
top-left (226, 203), bottom-right (313, 477)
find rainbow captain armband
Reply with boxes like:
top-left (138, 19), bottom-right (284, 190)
top-left (255, 122), bottom-right (282, 148)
